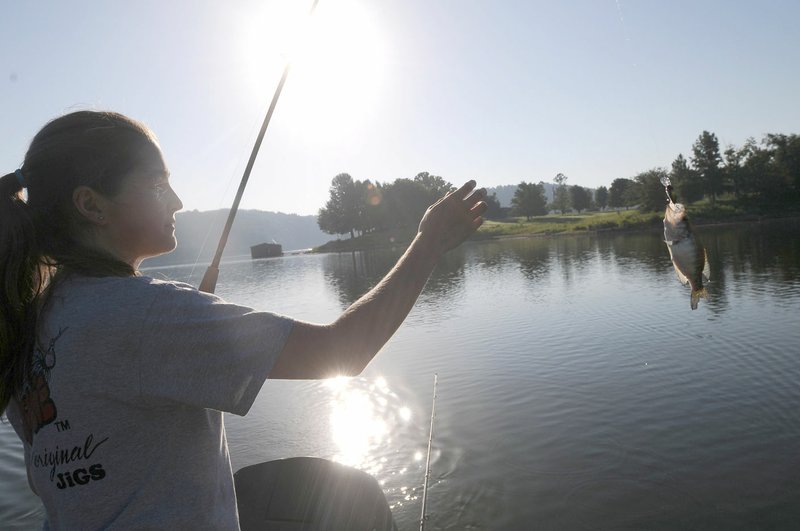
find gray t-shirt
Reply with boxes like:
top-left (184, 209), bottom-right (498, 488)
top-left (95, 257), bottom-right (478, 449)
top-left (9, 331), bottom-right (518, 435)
top-left (6, 274), bottom-right (295, 530)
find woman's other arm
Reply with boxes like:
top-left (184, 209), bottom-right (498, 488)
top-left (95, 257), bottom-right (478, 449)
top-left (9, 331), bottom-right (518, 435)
top-left (269, 181), bottom-right (486, 379)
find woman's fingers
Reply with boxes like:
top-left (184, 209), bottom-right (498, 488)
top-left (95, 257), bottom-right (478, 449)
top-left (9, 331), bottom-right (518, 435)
top-left (464, 187), bottom-right (486, 204)
top-left (470, 200), bottom-right (488, 216)
top-left (453, 180), bottom-right (477, 200)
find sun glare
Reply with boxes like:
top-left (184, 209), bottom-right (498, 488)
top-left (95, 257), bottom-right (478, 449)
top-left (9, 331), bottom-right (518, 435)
top-left (331, 388), bottom-right (388, 468)
top-left (325, 375), bottom-right (414, 474)
top-left (239, 0), bottom-right (386, 143)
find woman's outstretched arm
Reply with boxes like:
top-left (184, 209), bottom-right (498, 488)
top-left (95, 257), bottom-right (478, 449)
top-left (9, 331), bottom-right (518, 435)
top-left (269, 180), bottom-right (486, 379)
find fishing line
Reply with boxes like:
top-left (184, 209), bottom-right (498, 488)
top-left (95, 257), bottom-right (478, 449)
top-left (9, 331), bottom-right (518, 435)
top-left (614, 0), bottom-right (634, 66)
top-left (197, 0), bottom-right (321, 294)
top-left (187, 113), bottom-right (266, 283)
top-left (419, 373), bottom-right (438, 531)
top-left (611, 0), bottom-right (665, 161)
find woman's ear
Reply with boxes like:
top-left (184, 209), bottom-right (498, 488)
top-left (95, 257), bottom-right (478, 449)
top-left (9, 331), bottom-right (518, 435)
top-left (72, 186), bottom-right (110, 226)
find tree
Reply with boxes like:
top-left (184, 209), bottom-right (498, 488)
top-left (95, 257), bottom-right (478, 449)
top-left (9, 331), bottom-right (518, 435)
top-left (375, 172), bottom-right (455, 229)
top-left (670, 154), bottom-right (703, 203)
top-left (594, 186), bottom-right (608, 211)
top-left (739, 139), bottom-right (783, 202)
top-left (737, 137), bottom-right (763, 197)
top-left (511, 181), bottom-right (547, 220)
top-left (737, 134), bottom-right (800, 204)
top-left (381, 178), bottom-right (432, 229)
top-left (552, 173), bottom-right (570, 214)
top-left (317, 205), bottom-right (342, 236)
top-left (634, 168), bottom-right (670, 212)
top-left (317, 173), bottom-right (361, 238)
top-left (691, 130), bottom-right (723, 204)
top-left (764, 133), bottom-right (800, 197)
top-left (609, 178), bottom-right (634, 210)
top-left (360, 180), bottom-right (386, 233)
top-left (413, 172), bottom-right (454, 200)
top-left (483, 192), bottom-right (504, 219)
top-left (723, 145), bottom-right (745, 199)
top-left (569, 185), bottom-right (592, 213)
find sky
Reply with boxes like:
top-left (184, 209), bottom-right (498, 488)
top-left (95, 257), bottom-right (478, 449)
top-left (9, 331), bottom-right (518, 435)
top-left (2, 0), bottom-right (799, 215)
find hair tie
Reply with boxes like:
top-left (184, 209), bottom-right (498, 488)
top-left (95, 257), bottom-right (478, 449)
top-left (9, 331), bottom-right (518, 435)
top-left (14, 169), bottom-right (27, 188)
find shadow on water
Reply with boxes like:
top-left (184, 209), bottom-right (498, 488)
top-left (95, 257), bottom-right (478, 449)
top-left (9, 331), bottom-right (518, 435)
top-left (591, 219), bottom-right (800, 315)
top-left (322, 248), bottom-right (468, 309)
top-left (322, 251), bottom-right (386, 308)
top-left (429, 248), bottom-right (470, 294)
top-left (468, 237), bottom-right (589, 285)
top-left (321, 219), bottom-right (800, 315)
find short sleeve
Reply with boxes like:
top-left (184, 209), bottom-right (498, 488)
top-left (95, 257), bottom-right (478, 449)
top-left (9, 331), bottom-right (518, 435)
top-left (137, 282), bottom-right (294, 415)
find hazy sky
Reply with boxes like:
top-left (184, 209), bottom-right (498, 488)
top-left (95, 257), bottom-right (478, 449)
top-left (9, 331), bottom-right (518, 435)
top-left (2, 0), bottom-right (799, 215)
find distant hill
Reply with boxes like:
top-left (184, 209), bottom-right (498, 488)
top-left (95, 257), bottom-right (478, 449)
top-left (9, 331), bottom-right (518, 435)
top-left (142, 209), bottom-right (329, 267)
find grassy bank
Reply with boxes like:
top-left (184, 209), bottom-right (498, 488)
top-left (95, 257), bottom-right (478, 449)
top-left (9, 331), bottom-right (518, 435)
top-left (476, 209), bottom-right (662, 239)
top-left (313, 198), bottom-right (799, 253)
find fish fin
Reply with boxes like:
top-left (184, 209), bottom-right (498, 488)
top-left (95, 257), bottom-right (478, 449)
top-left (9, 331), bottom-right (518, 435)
top-left (702, 248), bottom-right (711, 282)
top-left (690, 288), bottom-right (708, 310)
top-left (673, 263), bottom-right (690, 286)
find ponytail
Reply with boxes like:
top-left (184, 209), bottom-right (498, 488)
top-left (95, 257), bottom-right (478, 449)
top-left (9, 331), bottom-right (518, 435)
top-left (0, 170), bottom-right (45, 414)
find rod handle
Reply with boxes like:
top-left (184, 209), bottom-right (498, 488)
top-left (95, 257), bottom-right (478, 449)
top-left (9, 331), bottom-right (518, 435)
top-left (199, 265), bottom-right (219, 294)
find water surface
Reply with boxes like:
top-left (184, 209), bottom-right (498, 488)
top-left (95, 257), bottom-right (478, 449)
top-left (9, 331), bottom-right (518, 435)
top-left (2, 220), bottom-right (799, 530)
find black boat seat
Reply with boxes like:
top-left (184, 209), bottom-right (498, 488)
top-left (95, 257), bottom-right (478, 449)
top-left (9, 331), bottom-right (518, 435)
top-left (234, 457), bottom-right (397, 531)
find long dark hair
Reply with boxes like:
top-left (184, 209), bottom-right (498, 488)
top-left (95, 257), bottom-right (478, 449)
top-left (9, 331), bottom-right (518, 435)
top-left (0, 110), bottom-right (159, 414)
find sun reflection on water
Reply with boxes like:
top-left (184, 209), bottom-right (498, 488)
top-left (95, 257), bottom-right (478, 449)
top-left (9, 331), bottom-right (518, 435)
top-left (326, 376), bottom-right (406, 472)
top-left (330, 387), bottom-right (388, 469)
top-left (324, 375), bottom-right (428, 514)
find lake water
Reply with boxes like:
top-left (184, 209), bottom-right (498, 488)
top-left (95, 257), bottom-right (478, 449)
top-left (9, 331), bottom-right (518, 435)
top-left (2, 219), bottom-right (800, 530)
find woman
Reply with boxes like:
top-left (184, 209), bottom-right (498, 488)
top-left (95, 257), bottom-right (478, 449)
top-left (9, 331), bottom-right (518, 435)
top-left (0, 110), bottom-right (486, 529)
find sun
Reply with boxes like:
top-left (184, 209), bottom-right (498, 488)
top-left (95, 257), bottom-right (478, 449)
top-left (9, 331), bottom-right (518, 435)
top-left (239, 0), bottom-right (387, 143)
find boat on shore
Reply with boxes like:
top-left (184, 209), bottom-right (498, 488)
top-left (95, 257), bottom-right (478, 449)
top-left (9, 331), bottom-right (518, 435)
top-left (251, 242), bottom-right (283, 259)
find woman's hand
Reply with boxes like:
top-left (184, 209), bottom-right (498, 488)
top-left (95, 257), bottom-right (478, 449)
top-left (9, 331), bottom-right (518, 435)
top-left (417, 180), bottom-right (487, 256)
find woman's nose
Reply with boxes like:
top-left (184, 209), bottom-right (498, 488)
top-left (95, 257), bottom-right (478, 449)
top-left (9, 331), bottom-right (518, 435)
top-left (168, 185), bottom-right (183, 212)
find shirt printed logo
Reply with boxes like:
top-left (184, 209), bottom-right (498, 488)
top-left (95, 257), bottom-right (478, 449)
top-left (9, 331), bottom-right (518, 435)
top-left (20, 327), bottom-right (67, 443)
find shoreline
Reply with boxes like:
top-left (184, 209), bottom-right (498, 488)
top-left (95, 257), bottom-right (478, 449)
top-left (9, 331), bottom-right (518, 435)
top-left (141, 212), bottom-right (800, 268)
top-left (311, 212), bottom-right (800, 254)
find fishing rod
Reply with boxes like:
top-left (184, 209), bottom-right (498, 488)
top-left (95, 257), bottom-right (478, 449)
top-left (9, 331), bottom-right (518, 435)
top-left (419, 373), bottom-right (438, 531)
top-left (199, 0), bottom-right (321, 294)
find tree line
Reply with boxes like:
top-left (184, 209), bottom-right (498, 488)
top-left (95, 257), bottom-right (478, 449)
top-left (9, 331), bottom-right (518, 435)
top-left (317, 172), bottom-right (487, 238)
top-left (510, 130), bottom-right (799, 216)
top-left (318, 131), bottom-right (799, 237)
top-left (623, 131), bottom-right (800, 212)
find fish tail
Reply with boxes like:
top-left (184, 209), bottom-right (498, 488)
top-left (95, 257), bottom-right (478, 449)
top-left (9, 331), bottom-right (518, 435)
top-left (690, 288), bottom-right (708, 310)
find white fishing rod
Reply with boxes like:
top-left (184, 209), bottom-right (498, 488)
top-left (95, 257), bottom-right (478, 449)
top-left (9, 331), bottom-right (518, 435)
top-left (419, 373), bottom-right (438, 531)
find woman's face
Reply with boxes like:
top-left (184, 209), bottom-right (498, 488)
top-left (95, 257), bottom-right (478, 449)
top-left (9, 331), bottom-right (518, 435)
top-left (103, 144), bottom-right (183, 267)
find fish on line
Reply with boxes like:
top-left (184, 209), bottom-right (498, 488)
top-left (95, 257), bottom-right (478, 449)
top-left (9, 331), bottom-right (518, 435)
top-left (661, 176), bottom-right (710, 310)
